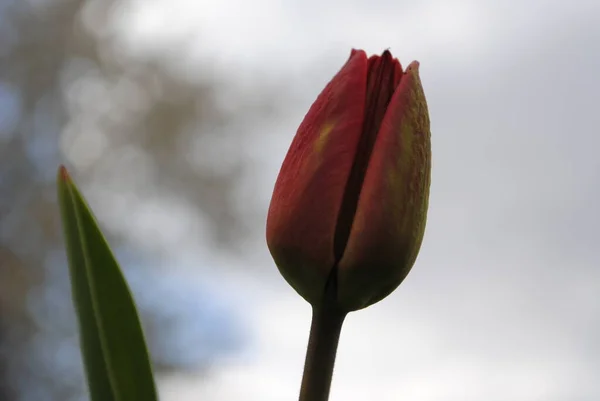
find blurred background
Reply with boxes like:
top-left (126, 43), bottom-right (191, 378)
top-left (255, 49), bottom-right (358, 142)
top-left (1, 0), bottom-right (599, 400)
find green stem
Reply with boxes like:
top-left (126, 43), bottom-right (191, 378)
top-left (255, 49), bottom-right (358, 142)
top-left (298, 304), bottom-right (346, 401)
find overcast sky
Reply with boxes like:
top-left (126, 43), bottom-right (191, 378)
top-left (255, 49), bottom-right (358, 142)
top-left (90, 0), bottom-right (600, 400)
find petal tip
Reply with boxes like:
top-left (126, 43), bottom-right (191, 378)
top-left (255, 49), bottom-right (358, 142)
top-left (349, 48), bottom-right (367, 61)
top-left (407, 60), bottom-right (420, 72)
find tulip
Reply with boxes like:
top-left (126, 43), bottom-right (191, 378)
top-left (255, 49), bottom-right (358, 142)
top-left (266, 49), bottom-right (431, 313)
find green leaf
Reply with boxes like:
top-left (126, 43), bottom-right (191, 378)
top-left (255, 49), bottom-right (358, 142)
top-left (57, 165), bottom-right (158, 401)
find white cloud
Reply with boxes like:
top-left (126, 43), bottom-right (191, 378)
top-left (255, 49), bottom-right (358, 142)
top-left (80, 0), bottom-right (600, 399)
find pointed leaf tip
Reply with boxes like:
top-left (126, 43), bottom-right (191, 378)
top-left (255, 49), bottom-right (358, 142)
top-left (58, 165), bottom-right (71, 182)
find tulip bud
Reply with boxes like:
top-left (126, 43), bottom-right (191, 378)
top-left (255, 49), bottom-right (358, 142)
top-left (266, 49), bottom-right (431, 312)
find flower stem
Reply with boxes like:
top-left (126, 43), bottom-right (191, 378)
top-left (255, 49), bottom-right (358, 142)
top-left (298, 303), bottom-right (346, 401)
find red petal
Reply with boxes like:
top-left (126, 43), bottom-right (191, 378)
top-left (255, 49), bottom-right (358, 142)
top-left (333, 50), bottom-right (401, 264)
top-left (266, 50), bottom-right (368, 304)
top-left (337, 61), bottom-right (431, 311)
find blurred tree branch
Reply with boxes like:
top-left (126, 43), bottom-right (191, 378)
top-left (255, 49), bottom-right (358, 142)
top-left (0, 0), bottom-right (281, 399)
